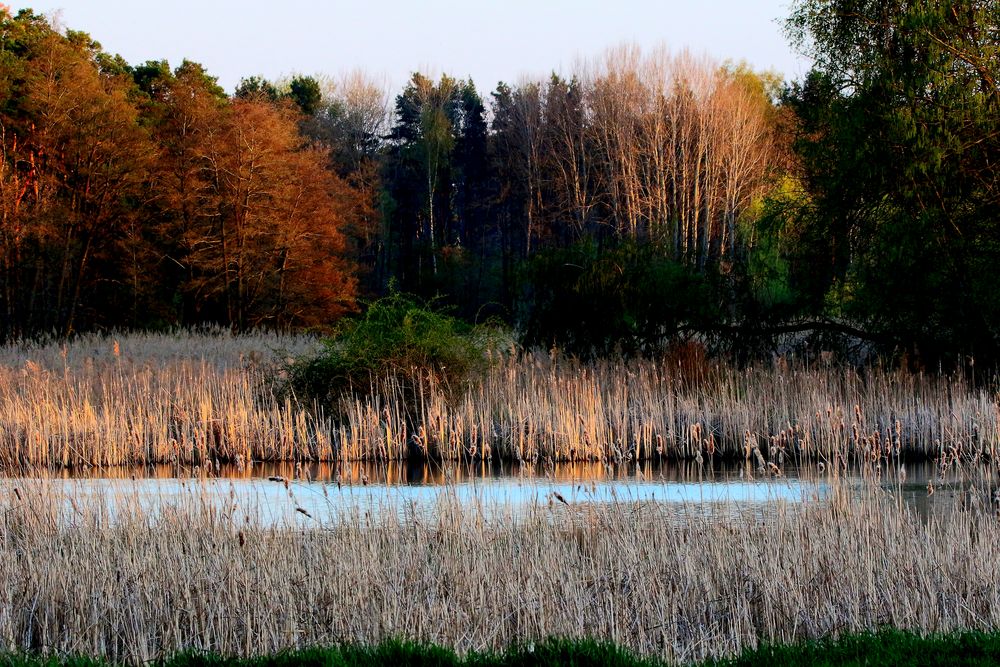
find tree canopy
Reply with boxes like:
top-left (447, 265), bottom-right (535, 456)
top-left (0, 10), bottom-right (359, 335)
top-left (1, 4), bottom-right (997, 367)
top-left (782, 0), bottom-right (1000, 363)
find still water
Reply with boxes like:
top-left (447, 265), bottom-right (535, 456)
top-left (8, 459), bottom-right (983, 524)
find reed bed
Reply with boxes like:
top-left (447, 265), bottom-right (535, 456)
top-left (0, 470), bottom-right (998, 664)
top-left (0, 332), bottom-right (996, 467)
top-left (0, 331), bottom-right (326, 467)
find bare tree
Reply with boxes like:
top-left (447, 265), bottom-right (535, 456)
top-left (571, 45), bottom-right (777, 265)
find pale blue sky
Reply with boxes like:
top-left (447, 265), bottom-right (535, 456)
top-left (12, 1), bottom-right (812, 94)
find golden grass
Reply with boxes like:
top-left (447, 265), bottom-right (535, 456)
top-left (0, 469), bottom-right (997, 664)
top-left (0, 331), bottom-right (995, 467)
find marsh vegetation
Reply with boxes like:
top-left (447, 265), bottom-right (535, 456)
top-left (0, 331), bottom-right (995, 663)
top-left (1, 459), bottom-right (997, 664)
top-left (0, 0), bottom-right (997, 663)
top-left (0, 331), bottom-right (996, 468)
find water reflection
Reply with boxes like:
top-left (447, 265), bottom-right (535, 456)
top-left (5, 458), bottom-right (989, 525)
top-left (12, 458), bottom-right (982, 490)
top-left (9, 459), bottom-right (738, 484)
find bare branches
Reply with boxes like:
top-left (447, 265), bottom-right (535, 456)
top-left (504, 44), bottom-right (780, 265)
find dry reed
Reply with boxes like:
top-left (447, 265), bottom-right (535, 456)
top-left (0, 469), bottom-right (997, 664)
top-left (0, 332), bottom-right (996, 467)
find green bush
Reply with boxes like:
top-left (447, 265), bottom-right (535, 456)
top-left (284, 291), bottom-right (497, 409)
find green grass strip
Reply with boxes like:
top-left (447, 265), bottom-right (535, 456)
top-left (3, 630), bottom-right (1000, 666)
top-left (710, 628), bottom-right (1000, 666)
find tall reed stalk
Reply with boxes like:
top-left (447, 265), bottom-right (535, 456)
top-left (0, 468), bottom-right (996, 663)
top-left (0, 332), bottom-right (995, 467)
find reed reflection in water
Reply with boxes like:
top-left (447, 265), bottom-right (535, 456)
top-left (6, 458), bottom-right (980, 525)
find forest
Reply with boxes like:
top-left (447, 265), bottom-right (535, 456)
top-left (0, 0), bottom-right (997, 366)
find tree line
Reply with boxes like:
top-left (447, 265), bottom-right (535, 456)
top-left (1, 2), bottom-right (997, 366)
top-left (0, 9), bottom-right (361, 336)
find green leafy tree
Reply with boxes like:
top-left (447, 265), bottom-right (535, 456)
top-left (520, 241), bottom-right (721, 357)
top-left (384, 73), bottom-right (461, 291)
top-left (783, 0), bottom-right (1000, 363)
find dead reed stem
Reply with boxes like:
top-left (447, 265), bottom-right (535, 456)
top-left (0, 332), bottom-right (996, 467)
top-left (0, 472), bottom-right (997, 663)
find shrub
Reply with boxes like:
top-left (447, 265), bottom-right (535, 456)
top-left (284, 291), bottom-right (497, 409)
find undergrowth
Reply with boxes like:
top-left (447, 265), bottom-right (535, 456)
top-left (711, 628), bottom-right (1000, 666)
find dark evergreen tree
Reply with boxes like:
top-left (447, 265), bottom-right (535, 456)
top-left (288, 75), bottom-right (322, 116)
top-left (234, 75), bottom-right (279, 102)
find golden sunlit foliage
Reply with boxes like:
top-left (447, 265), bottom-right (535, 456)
top-left (0, 10), bottom-right (360, 335)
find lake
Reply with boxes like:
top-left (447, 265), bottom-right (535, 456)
top-left (5, 458), bottom-right (978, 525)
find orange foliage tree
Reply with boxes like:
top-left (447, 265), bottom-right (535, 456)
top-left (0, 11), bottom-right (360, 336)
top-left (0, 16), bottom-right (155, 334)
top-left (157, 93), bottom-right (357, 329)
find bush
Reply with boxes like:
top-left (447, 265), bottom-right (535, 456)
top-left (285, 291), bottom-right (497, 409)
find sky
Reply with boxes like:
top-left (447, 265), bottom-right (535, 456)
top-left (11, 0), bottom-right (813, 95)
